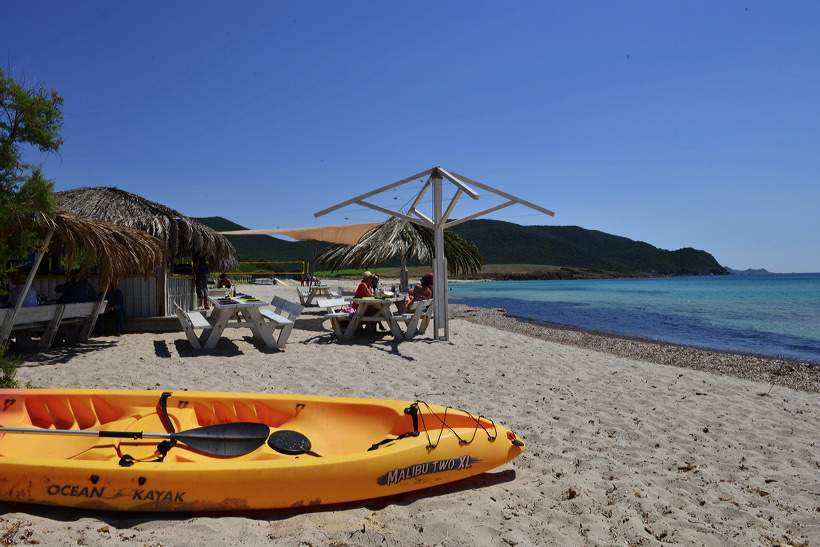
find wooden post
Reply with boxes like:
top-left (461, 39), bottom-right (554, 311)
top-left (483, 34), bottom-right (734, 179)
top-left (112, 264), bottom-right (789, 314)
top-left (1, 227), bottom-right (54, 345)
top-left (158, 261), bottom-right (168, 316)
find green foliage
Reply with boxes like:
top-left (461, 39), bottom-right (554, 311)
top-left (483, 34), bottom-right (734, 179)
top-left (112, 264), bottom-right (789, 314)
top-left (313, 217), bottom-right (483, 277)
top-left (0, 69), bottom-right (62, 266)
top-left (0, 345), bottom-right (24, 389)
top-left (0, 68), bottom-right (64, 197)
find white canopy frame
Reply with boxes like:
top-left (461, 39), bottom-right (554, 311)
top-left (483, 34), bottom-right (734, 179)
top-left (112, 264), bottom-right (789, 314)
top-left (314, 166), bottom-right (555, 341)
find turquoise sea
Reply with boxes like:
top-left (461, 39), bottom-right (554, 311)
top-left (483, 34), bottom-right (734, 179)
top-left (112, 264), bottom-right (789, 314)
top-left (448, 274), bottom-right (820, 364)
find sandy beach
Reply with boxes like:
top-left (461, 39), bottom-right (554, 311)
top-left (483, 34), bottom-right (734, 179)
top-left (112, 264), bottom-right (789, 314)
top-left (4, 281), bottom-right (818, 546)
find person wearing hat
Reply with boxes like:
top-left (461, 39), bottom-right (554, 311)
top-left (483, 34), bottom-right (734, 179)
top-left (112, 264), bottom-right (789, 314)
top-left (353, 271), bottom-right (376, 307)
top-left (352, 270), bottom-right (384, 333)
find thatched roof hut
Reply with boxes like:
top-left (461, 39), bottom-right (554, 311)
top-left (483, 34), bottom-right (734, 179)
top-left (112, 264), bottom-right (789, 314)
top-left (42, 210), bottom-right (170, 288)
top-left (1, 211), bottom-right (170, 344)
top-left (56, 187), bottom-right (236, 270)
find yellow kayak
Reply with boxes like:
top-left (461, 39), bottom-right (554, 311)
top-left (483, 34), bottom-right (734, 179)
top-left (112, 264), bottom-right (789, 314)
top-left (0, 389), bottom-right (525, 511)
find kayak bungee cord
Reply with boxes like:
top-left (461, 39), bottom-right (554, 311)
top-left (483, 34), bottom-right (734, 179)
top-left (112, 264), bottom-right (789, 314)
top-left (414, 400), bottom-right (500, 449)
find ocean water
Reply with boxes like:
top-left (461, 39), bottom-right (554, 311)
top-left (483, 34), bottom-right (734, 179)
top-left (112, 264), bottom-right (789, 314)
top-left (448, 274), bottom-right (820, 364)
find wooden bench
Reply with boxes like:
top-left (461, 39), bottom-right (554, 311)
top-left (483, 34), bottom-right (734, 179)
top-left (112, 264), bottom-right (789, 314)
top-left (175, 303), bottom-right (213, 350)
top-left (1, 300), bottom-right (106, 349)
top-left (325, 311), bottom-right (351, 338)
top-left (391, 299), bottom-right (434, 340)
top-left (314, 297), bottom-right (348, 313)
top-left (258, 296), bottom-right (304, 349)
top-left (295, 288), bottom-right (309, 306)
top-left (59, 301), bottom-right (107, 343)
top-left (1, 305), bottom-right (64, 349)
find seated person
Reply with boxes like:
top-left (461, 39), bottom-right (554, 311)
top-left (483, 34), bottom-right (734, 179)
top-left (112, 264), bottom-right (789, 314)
top-left (352, 271), bottom-right (383, 333)
top-left (216, 273), bottom-right (232, 288)
top-left (102, 283), bottom-right (125, 334)
top-left (398, 273), bottom-right (433, 314)
top-left (352, 271), bottom-right (375, 305)
top-left (7, 270), bottom-right (38, 307)
top-left (56, 273), bottom-right (97, 304)
top-left (411, 273), bottom-right (433, 300)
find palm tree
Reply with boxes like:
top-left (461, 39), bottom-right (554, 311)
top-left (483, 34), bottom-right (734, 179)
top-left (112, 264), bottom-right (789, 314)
top-left (315, 217), bottom-right (482, 289)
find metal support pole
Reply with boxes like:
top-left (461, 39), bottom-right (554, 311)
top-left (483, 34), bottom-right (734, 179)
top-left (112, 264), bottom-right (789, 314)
top-left (431, 173), bottom-right (448, 341)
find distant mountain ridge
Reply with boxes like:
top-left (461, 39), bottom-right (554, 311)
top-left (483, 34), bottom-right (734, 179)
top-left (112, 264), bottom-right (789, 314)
top-left (196, 217), bottom-right (728, 277)
top-left (725, 267), bottom-right (772, 275)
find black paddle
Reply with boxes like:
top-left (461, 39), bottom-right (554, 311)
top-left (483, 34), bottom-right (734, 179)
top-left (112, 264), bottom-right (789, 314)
top-left (0, 422), bottom-right (270, 457)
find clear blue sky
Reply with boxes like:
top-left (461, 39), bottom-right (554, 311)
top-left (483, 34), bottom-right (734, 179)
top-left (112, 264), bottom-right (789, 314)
top-left (6, 1), bottom-right (819, 272)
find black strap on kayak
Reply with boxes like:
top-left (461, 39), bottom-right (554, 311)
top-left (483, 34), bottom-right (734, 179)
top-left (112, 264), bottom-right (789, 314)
top-left (367, 404), bottom-right (420, 451)
top-left (118, 439), bottom-right (176, 467)
top-left (158, 391), bottom-right (176, 434)
top-left (118, 393), bottom-right (178, 466)
top-left (156, 391), bottom-right (178, 455)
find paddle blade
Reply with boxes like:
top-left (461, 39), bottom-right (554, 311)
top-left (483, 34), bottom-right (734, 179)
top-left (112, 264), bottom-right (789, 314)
top-left (172, 422), bottom-right (270, 456)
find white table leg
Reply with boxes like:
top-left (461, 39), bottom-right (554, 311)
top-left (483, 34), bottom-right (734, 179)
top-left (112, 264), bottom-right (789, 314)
top-left (244, 307), bottom-right (278, 349)
top-left (342, 307), bottom-right (366, 340)
top-left (202, 308), bottom-right (231, 349)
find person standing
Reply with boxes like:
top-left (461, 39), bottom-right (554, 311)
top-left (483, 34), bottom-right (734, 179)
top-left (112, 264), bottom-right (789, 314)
top-left (103, 283), bottom-right (125, 334)
top-left (193, 253), bottom-right (210, 310)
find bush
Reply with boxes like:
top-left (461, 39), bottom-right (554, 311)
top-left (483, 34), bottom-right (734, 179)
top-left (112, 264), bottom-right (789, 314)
top-left (0, 344), bottom-right (24, 389)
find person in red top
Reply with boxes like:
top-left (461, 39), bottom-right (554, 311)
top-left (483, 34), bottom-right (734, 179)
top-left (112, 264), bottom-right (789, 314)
top-left (352, 271), bottom-right (384, 333)
top-left (352, 271), bottom-right (375, 309)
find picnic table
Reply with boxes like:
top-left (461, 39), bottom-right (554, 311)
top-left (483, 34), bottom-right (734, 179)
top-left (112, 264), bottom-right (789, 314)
top-left (175, 294), bottom-right (303, 350)
top-left (296, 285), bottom-right (334, 307)
top-left (325, 297), bottom-right (431, 341)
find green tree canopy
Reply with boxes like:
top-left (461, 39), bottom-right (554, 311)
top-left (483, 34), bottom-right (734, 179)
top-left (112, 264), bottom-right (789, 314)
top-left (0, 69), bottom-right (63, 263)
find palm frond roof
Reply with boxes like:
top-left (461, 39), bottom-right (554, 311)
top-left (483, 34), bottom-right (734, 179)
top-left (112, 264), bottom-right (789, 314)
top-left (36, 210), bottom-right (170, 287)
top-left (56, 187), bottom-right (236, 270)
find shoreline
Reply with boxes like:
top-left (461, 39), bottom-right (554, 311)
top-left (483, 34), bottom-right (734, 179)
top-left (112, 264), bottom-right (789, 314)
top-left (450, 304), bottom-right (819, 393)
top-left (4, 282), bottom-right (818, 545)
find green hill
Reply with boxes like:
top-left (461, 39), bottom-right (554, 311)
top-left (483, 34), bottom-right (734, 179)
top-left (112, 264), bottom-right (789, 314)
top-left (196, 217), bottom-right (727, 277)
top-left (448, 220), bottom-right (727, 276)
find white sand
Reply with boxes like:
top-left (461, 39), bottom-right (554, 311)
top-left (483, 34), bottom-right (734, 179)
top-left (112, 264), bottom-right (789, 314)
top-left (3, 282), bottom-right (818, 546)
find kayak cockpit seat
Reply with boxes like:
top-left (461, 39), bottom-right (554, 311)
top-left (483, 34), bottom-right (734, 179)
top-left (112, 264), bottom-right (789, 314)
top-left (367, 404), bottom-right (420, 451)
top-left (270, 401), bottom-right (412, 457)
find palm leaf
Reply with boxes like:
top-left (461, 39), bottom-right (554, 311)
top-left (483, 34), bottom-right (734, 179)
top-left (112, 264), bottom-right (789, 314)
top-left (315, 217), bottom-right (483, 276)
